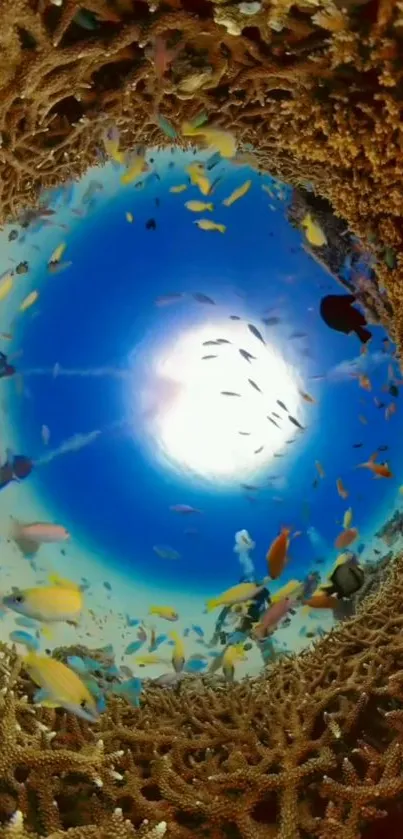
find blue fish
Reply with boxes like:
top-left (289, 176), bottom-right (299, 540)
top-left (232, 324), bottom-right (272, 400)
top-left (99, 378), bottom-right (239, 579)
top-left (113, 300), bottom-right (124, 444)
top-left (9, 630), bottom-right (39, 650)
top-left (83, 657), bottom-right (102, 672)
top-left (191, 625), bottom-right (204, 638)
top-left (184, 658), bottom-right (207, 673)
top-left (125, 640), bottom-right (144, 655)
top-left (113, 677), bottom-right (142, 708)
top-left (103, 581), bottom-right (112, 591)
top-left (15, 616), bottom-right (38, 628)
top-left (83, 676), bottom-right (102, 698)
top-left (67, 655), bottom-right (88, 674)
top-left (105, 664), bottom-right (120, 678)
top-left (154, 634), bottom-right (167, 648)
top-left (125, 615), bottom-right (140, 627)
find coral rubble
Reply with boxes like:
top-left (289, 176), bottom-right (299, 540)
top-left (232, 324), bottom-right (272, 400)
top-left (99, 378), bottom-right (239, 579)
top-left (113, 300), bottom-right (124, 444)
top-left (1, 557), bottom-right (403, 837)
top-left (1, 0), bottom-right (403, 339)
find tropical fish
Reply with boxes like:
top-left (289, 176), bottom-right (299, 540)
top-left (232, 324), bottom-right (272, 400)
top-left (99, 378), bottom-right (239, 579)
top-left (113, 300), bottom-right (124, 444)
top-left (9, 630), bottom-right (39, 651)
top-left (299, 390), bottom-right (315, 404)
top-left (125, 640), bottom-right (145, 655)
top-left (334, 527), bottom-right (359, 550)
top-left (254, 445), bottom-right (264, 454)
top-left (151, 36), bottom-right (180, 80)
top-left (126, 212), bottom-right (134, 223)
top-left (153, 545), bottom-right (181, 560)
top-left (222, 643), bottom-right (246, 682)
top-left (170, 631), bottom-right (185, 673)
top-left (358, 374), bottom-right (371, 391)
top-left (13, 522), bottom-right (69, 545)
top-left (135, 654), bottom-right (169, 666)
top-left (194, 219), bottom-right (226, 233)
top-left (266, 527), bottom-right (290, 579)
top-left (202, 355), bottom-right (217, 360)
top-left (191, 624), bottom-right (205, 638)
top-left (3, 584), bottom-right (83, 623)
top-left (182, 122), bottom-right (236, 158)
top-left (303, 593), bottom-right (338, 610)
top-left (184, 657), bottom-right (208, 673)
top-left (23, 653), bottom-right (98, 722)
top-left (325, 554), bottom-right (364, 599)
top-left (247, 323), bottom-right (266, 345)
top-left (206, 581), bottom-right (267, 612)
top-left (149, 606), bottom-right (178, 621)
top-left (343, 508), bottom-right (353, 529)
top-left (156, 113), bottom-right (177, 139)
top-left (102, 126), bottom-right (125, 164)
top-left (120, 151), bottom-right (148, 185)
top-left (222, 180), bottom-right (251, 207)
top-left (152, 671), bottom-right (185, 687)
top-left (301, 214), bottom-right (327, 247)
top-left (113, 677), bottom-right (143, 708)
top-left (336, 478), bottom-right (348, 499)
top-left (271, 580), bottom-right (304, 603)
top-left (186, 163), bottom-right (211, 196)
top-left (254, 598), bottom-right (293, 639)
top-left (385, 403), bottom-right (397, 420)
top-left (320, 295), bottom-right (371, 344)
top-left (0, 274), bottom-right (13, 301)
top-left (315, 461), bottom-right (325, 479)
top-left (19, 291), bottom-right (38, 312)
top-left (358, 452), bottom-right (393, 478)
top-left (277, 400), bottom-right (289, 412)
top-left (170, 184), bottom-right (188, 193)
top-left (66, 656), bottom-right (88, 674)
top-left (185, 201), bottom-right (213, 212)
top-left (49, 243), bottom-right (66, 265)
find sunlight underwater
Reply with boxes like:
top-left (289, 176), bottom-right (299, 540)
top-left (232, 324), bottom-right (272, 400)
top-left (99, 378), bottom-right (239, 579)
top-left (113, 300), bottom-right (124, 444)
top-left (0, 147), bottom-right (402, 697)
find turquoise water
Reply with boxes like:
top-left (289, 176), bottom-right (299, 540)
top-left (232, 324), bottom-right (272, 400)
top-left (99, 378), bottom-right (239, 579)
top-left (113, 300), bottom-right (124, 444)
top-left (0, 147), bottom-right (400, 686)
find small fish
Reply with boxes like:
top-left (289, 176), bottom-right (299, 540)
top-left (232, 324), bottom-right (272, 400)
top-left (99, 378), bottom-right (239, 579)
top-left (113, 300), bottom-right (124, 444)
top-left (41, 424), bottom-right (50, 446)
top-left (191, 624), bottom-right (204, 638)
top-left (113, 677), bottom-right (143, 708)
top-left (182, 122), bottom-right (237, 159)
top-left (221, 391), bottom-right (241, 397)
top-left (239, 349), bottom-right (256, 363)
top-left (301, 213), bottom-right (327, 247)
top-left (254, 445), bottom-right (264, 454)
top-left (66, 656), bottom-right (88, 674)
top-left (153, 671), bottom-right (185, 687)
top-left (299, 390), bottom-right (315, 404)
top-left (153, 545), bottom-right (180, 560)
top-left (13, 522), bottom-right (69, 545)
top-left (304, 594), bottom-right (338, 610)
top-left (238, 431), bottom-right (251, 436)
top-left (170, 184), bottom-right (188, 193)
top-left (358, 451), bottom-right (392, 478)
top-left (206, 582), bottom-right (266, 612)
top-left (358, 374), bottom-right (371, 392)
top-left (277, 400), bottom-right (289, 412)
top-left (248, 323), bottom-right (266, 345)
top-left (222, 643), bottom-right (246, 682)
top-left (202, 355), bottom-right (217, 360)
top-left (135, 654), bottom-right (168, 666)
top-left (385, 403), bottom-right (397, 420)
top-left (334, 527), bottom-right (359, 550)
top-left (378, 445), bottom-right (389, 452)
top-left (266, 527), bottom-right (290, 579)
top-left (149, 605), bottom-right (178, 621)
top-left (192, 293), bottom-right (215, 305)
top-left (268, 417), bottom-right (280, 428)
top-left (352, 443), bottom-right (363, 448)
top-left (315, 461), bottom-right (325, 479)
top-left (229, 315), bottom-right (241, 320)
top-left (289, 331), bottom-right (307, 339)
top-left (9, 630), bottom-right (39, 651)
top-left (126, 212), bottom-right (134, 223)
top-left (19, 291), bottom-right (38, 312)
top-left (186, 163), bottom-right (211, 196)
top-left (203, 340), bottom-right (219, 346)
top-left (185, 201), bottom-right (213, 212)
top-left (23, 653), bottom-right (98, 722)
top-left (222, 180), bottom-right (251, 207)
top-left (49, 243), bottom-right (66, 265)
top-left (289, 415), bottom-right (304, 430)
top-left (156, 113), bottom-right (177, 139)
top-left (248, 378), bottom-right (262, 394)
top-left (170, 631), bottom-right (185, 673)
top-left (343, 507), bottom-right (353, 529)
top-left (184, 658), bottom-right (208, 673)
top-left (194, 219), bottom-right (226, 233)
top-left (262, 316), bottom-right (281, 326)
top-left (254, 598), bottom-right (293, 639)
top-left (146, 218), bottom-right (156, 230)
top-left (137, 625), bottom-right (147, 643)
top-left (170, 504), bottom-right (201, 514)
top-left (336, 478), bottom-right (348, 499)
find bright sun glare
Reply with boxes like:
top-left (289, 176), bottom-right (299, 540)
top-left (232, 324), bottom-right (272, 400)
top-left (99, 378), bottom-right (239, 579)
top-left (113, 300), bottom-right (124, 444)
top-left (150, 320), bottom-right (303, 484)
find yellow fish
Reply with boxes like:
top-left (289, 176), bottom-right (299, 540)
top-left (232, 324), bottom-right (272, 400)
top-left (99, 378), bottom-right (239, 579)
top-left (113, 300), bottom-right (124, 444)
top-left (3, 585), bottom-right (83, 624)
top-left (222, 180), bottom-right (251, 207)
top-left (271, 580), bottom-right (304, 603)
top-left (343, 507), bottom-right (353, 529)
top-left (126, 212), bottom-right (134, 223)
top-left (120, 153), bottom-right (148, 186)
top-left (102, 127), bottom-right (125, 165)
top-left (0, 274), bottom-right (13, 302)
top-left (185, 200), bottom-right (213, 212)
top-left (170, 184), bottom-right (188, 193)
top-left (149, 605), bottom-right (179, 621)
top-left (23, 652), bottom-right (98, 722)
top-left (170, 630), bottom-right (185, 673)
top-left (182, 122), bottom-right (237, 159)
top-left (222, 643), bottom-right (246, 682)
top-left (49, 243), bottom-right (66, 264)
top-left (19, 290), bottom-right (38, 312)
top-left (194, 219), bottom-right (226, 234)
top-left (186, 163), bottom-right (211, 196)
top-left (135, 654), bottom-right (169, 666)
top-left (301, 213), bottom-right (327, 248)
top-left (48, 573), bottom-right (80, 591)
top-left (206, 581), bottom-right (266, 612)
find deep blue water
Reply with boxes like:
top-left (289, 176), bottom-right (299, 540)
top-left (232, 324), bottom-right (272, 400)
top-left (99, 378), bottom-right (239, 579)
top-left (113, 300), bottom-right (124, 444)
top-left (5, 151), bottom-right (401, 594)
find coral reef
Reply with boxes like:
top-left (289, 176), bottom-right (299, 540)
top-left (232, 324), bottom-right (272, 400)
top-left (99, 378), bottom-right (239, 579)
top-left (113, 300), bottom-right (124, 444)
top-left (1, 556), bottom-right (403, 837)
top-left (1, 0), bottom-right (403, 339)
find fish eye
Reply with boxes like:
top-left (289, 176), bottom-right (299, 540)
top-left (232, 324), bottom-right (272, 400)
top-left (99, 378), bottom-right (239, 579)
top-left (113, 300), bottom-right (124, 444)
top-left (80, 699), bottom-right (88, 709)
top-left (14, 595), bottom-right (24, 603)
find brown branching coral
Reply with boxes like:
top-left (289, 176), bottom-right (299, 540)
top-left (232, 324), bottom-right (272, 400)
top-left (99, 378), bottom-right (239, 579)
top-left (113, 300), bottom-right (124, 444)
top-left (1, 0), bottom-right (403, 341)
top-left (2, 557), bottom-right (403, 837)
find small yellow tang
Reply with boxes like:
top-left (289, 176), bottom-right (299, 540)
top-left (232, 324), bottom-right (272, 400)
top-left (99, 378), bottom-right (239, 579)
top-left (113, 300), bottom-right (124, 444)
top-left (24, 652), bottom-right (98, 722)
top-left (49, 243), bottom-right (66, 265)
top-left (206, 581), bottom-right (265, 612)
top-left (343, 507), bottom-right (353, 529)
top-left (186, 163), bottom-right (211, 196)
top-left (222, 643), bottom-right (246, 682)
top-left (3, 584), bottom-right (83, 623)
top-left (0, 274), bottom-right (13, 302)
top-left (222, 180), bottom-right (251, 207)
top-left (19, 290), bottom-right (38, 312)
top-left (170, 630), bottom-right (185, 673)
top-left (301, 213), bottom-right (327, 248)
top-left (271, 580), bottom-right (304, 603)
top-left (149, 605), bottom-right (179, 621)
top-left (194, 219), bottom-right (226, 234)
top-left (185, 201), bottom-right (213, 212)
top-left (126, 212), bottom-right (134, 223)
top-left (170, 184), bottom-right (188, 194)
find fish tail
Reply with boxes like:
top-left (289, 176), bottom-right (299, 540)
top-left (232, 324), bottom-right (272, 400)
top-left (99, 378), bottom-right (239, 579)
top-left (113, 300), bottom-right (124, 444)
top-left (206, 599), bottom-right (218, 612)
top-left (217, 224), bottom-right (226, 233)
top-left (355, 325), bottom-right (372, 344)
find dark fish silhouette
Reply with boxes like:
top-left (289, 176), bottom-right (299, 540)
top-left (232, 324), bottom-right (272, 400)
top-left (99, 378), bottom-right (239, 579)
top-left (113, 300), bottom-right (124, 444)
top-left (221, 391), bottom-right (241, 397)
top-left (248, 323), bottom-right (266, 345)
top-left (273, 453), bottom-right (284, 457)
top-left (241, 483), bottom-right (260, 491)
top-left (289, 331), bottom-right (307, 339)
top-left (239, 349), bottom-right (256, 363)
top-left (193, 293), bottom-right (215, 305)
top-left (320, 294), bottom-right (372, 344)
top-left (286, 439), bottom-right (295, 444)
top-left (146, 218), bottom-right (156, 230)
top-left (230, 315), bottom-right (241, 320)
top-left (216, 339), bottom-right (231, 344)
top-left (277, 400), bottom-right (289, 412)
top-left (272, 412), bottom-right (281, 419)
top-left (202, 355), bottom-right (217, 360)
top-left (268, 417), bottom-right (280, 428)
top-left (238, 431), bottom-right (251, 436)
top-left (248, 379), bottom-right (262, 394)
top-left (352, 443), bottom-right (363, 448)
top-left (389, 384), bottom-right (399, 397)
top-left (289, 415), bottom-right (304, 430)
top-left (254, 446), bottom-right (264, 454)
top-left (377, 445), bottom-right (389, 452)
top-left (202, 340), bottom-right (218, 346)
top-left (262, 317), bottom-right (281, 326)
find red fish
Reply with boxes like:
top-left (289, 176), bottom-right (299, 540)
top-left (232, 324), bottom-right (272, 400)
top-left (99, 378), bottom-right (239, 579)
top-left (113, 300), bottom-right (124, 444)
top-left (254, 597), bottom-right (293, 639)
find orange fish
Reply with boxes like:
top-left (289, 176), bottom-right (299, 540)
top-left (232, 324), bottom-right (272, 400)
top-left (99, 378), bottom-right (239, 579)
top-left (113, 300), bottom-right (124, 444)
top-left (358, 452), bottom-right (393, 478)
top-left (358, 374), bottom-right (371, 392)
top-left (152, 36), bottom-right (180, 80)
top-left (334, 527), bottom-right (359, 549)
top-left (266, 527), bottom-right (290, 579)
top-left (336, 478), bottom-right (348, 499)
top-left (385, 403), bottom-right (397, 420)
top-left (315, 461), bottom-right (325, 479)
top-left (304, 594), bottom-right (339, 610)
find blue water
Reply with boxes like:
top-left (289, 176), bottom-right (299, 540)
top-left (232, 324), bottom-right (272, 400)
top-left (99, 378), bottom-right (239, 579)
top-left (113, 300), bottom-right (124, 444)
top-left (2, 150), bottom-right (401, 601)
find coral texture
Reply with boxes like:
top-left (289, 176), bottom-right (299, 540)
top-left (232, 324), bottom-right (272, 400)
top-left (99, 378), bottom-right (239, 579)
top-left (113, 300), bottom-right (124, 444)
top-left (1, 0), bottom-right (403, 339)
top-left (1, 557), bottom-right (403, 837)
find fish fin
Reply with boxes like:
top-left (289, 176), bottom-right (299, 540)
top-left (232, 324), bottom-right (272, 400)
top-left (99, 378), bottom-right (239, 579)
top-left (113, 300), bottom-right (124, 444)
top-left (369, 452), bottom-right (378, 462)
top-left (355, 325), bottom-right (372, 344)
